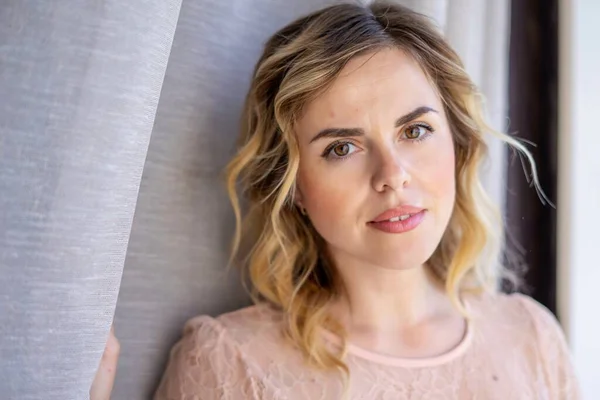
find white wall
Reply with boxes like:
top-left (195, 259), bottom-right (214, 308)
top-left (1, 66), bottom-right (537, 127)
top-left (557, 0), bottom-right (600, 397)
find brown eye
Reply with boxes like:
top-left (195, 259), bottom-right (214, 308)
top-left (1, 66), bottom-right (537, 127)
top-left (405, 125), bottom-right (425, 139)
top-left (323, 142), bottom-right (359, 160)
top-left (333, 143), bottom-right (351, 157)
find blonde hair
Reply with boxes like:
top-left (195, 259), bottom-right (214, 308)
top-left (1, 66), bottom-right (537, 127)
top-left (225, 0), bottom-right (542, 381)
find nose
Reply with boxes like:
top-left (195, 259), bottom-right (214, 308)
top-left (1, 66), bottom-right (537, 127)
top-left (371, 147), bottom-right (411, 192)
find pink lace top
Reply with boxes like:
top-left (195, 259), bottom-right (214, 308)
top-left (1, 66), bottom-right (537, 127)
top-left (154, 292), bottom-right (580, 399)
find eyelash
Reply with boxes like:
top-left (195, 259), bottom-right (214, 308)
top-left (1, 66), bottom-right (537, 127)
top-left (321, 122), bottom-right (435, 161)
top-left (404, 122), bottom-right (435, 142)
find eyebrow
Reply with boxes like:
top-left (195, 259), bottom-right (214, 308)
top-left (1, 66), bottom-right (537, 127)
top-left (309, 106), bottom-right (438, 144)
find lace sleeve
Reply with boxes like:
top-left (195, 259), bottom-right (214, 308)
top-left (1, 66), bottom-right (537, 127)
top-left (153, 316), bottom-right (263, 400)
top-left (515, 294), bottom-right (581, 399)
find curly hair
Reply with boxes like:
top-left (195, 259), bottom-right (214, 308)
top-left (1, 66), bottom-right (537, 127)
top-left (225, 0), bottom-right (541, 382)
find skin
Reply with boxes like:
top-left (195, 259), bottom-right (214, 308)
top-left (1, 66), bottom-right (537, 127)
top-left (90, 325), bottom-right (119, 400)
top-left (294, 48), bottom-right (467, 358)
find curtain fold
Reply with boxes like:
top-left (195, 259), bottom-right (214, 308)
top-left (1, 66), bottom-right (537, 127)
top-left (0, 1), bottom-right (182, 399)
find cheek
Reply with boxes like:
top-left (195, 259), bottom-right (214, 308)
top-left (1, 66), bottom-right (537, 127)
top-left (298, 165), bottom-right (356, 216)
top-left (406, 129), bottom-right (456, 210)
top-left (423, 139), bottom-right (456, 208)
top-left (296, 162), bottom-right (362, 240)
top-left (431, 152), bottom-right (455, 196)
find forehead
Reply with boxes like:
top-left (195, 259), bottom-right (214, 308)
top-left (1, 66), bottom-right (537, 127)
top-left (298, 48), bottom-right (442, 131)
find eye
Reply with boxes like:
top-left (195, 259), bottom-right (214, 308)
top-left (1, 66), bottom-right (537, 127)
top-left (322, 141), bottom-right (359, 160)
top-left (402, 123), bottom-right (434, 141)
top-left (333, 143), bottom-right (352, 157)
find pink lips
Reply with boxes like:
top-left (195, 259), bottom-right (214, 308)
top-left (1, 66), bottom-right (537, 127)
top-left (368, 205), bottom-right (426, 234)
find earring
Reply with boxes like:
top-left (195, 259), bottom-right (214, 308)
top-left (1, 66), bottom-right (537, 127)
top-left (299, 206), bottom-right (307, 216)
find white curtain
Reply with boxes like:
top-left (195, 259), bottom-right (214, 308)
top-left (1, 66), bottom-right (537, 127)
top-left (0, 1), bottom-right (182, 399)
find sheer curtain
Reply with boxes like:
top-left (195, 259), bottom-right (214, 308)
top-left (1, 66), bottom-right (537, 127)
top-left (0, 1), bottom-right (182, 399)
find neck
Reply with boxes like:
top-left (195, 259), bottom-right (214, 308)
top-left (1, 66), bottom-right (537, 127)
top-left (329, 256), bottom-right (452, 333)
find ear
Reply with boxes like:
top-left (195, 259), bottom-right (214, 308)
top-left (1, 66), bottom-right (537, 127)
top-left (293, 184), bottom-right (304, 209)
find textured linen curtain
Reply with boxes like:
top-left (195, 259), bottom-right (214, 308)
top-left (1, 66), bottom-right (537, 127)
top-left (0, 1), bottom-right (182, 399)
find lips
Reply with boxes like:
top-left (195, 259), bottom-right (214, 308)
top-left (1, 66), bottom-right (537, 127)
top-left (370, 205), bottom-right (425, 223)
top-left (367, 205), bottom-right (427, 234)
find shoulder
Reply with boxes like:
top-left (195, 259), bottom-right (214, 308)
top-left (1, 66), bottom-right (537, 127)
top-left (154, 303), bottom-right (282, 400)
top-left (496, 292), bottom-right (571, 352)
top-left (212, 302), bottom-right (286, 346)
top-left (507, 293), bottom-right (564, 334)
top-left (465, 292), bottom-right (580, 397)
top-left (466, 290), bottom-right (560, 329)
top-left (179, 302), bottom-right (288, 358)
top-left (466, 291), bottom-right (570, 356)
top-left (216, 302), bottom-right (285, 333)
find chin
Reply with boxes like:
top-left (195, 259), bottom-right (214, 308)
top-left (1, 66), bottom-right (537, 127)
top-left (362, 236), bottom-right (442, 270)
top-left (322, 224), bottom-right (445, 272)
top-left (346, 241), bottom-right (431, 269)
top-left (367, 253), bottom-right (433, 271)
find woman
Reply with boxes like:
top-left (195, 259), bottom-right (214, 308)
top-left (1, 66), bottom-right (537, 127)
top-left (92, 2), bottom-right (579, 399)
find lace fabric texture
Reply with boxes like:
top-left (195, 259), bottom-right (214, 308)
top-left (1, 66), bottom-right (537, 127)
top-left (153, 293), bottom-right (580, 399)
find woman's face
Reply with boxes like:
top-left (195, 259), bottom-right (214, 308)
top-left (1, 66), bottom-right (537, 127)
top-left (294, 48), bottom-right (456, 271)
